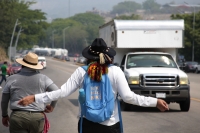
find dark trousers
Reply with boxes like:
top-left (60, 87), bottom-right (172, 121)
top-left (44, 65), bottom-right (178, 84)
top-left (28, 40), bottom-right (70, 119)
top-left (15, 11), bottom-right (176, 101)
top-left (0, 75), bottom-right (6, 85)
top-left (78, 118), bottom-right (120, 133)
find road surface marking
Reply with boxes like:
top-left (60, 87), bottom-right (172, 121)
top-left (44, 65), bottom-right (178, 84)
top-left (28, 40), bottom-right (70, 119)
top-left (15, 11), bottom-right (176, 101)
top-left (191, 98), bottom-right (200, 102)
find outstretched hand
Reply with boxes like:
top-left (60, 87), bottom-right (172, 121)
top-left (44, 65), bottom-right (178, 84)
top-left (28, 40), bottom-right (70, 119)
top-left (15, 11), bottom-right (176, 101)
top-left (156, 99), bottom-right (169, 112)
top-left (18, 95), bottom-right (35, 106)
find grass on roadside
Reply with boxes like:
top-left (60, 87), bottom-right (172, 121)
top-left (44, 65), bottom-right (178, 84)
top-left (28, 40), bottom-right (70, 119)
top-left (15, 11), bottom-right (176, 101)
top-left (0, 46), bottom-right (8, 62)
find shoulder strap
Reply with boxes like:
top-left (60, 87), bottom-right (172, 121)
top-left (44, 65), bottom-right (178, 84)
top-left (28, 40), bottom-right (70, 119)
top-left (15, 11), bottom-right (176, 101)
top-left (117, 94), bottom-right (124, 133)
top-left (81, 65), bottom-right (88, 71)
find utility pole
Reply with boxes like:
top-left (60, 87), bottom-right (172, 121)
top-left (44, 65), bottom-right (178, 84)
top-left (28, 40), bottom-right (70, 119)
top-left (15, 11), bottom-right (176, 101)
top-left (9, 19), bottom-right (20, 61)
top-left (13, 27), bottom-right (23, 59)
top-left (14, 27), bottom-right (23, 48)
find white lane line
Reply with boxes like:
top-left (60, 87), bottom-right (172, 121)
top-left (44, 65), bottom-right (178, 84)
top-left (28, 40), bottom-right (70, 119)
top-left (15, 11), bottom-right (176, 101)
top-left (191, 98), bottom-right (200, 102)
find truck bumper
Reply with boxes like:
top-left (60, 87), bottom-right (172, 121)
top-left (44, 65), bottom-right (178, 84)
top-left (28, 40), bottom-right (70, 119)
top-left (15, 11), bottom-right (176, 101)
top-left (129, 85), bottom-right (190, 102)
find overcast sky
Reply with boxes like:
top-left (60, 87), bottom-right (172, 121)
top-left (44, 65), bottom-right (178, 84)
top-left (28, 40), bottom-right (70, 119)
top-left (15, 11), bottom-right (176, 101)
top-left (30, 0), bottom-right (200, 20)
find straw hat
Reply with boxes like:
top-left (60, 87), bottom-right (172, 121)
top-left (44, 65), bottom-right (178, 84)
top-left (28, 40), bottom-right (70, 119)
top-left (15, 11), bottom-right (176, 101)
top-left (16, 52), bottom-right (43, 69)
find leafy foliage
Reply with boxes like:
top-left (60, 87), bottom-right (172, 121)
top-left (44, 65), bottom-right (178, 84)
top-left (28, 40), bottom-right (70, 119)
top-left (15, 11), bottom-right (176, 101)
top-left (70, 12), bottom-right (105, 47)
top-left (171, 12), bottom-right (200, 61)
top-left (70, 13), bottom-right (104, 27)
top-left (0, 0), bottom-right (48, 53)
top-left (111, 1), bottom-right (142, 15)
top-left (44, 13), bottom-right (105, 55)
top-left (142, 0), bottom-right (161, 13)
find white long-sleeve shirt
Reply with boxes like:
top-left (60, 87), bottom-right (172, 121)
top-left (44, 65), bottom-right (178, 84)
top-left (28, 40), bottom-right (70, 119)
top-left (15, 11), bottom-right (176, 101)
top-left (35, 65), bottom-right (157, 126)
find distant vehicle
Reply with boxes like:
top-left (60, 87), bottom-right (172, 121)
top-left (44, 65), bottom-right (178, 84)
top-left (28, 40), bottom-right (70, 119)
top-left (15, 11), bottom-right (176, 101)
top-left (11, 63), bottom-right (22, 74)
top-left (53, 55), bottom-right (60, 59)
top-left (65, 56), bottom-right (70, 61)
top-left (184, 61), bottom-right (198, 73)
top-left (77, 57), bottom-right (87, 64)
top-left (177, 61), bottom-right (185, 71)
top-left (193, 62), bottom-right (200, 73)
top-left (60, 55), bottom-right (65, 60)
top-left (35, 50), bottom-right (49, 56)
top-left (38, 56), bottom-right (47, 69)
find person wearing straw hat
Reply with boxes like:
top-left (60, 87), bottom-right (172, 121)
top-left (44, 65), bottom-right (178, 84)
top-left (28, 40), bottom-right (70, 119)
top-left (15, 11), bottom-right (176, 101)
top-left (18, 38), bottom-right (169, 133)
top-left (1, 52), bottom-right (59, 133)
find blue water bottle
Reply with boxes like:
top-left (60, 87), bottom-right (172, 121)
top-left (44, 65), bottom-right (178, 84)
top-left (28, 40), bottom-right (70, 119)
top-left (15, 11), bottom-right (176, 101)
top-left (79, 88), bottom-right (85, 104)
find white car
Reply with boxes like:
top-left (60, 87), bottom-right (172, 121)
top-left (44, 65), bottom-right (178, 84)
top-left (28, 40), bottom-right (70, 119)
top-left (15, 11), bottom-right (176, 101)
top-left (38, 56), bottom-right (47, 69)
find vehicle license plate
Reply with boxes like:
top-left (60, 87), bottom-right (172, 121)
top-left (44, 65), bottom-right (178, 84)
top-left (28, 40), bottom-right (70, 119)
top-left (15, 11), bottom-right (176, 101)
top-left (156, 93), bottom-right (166, 98)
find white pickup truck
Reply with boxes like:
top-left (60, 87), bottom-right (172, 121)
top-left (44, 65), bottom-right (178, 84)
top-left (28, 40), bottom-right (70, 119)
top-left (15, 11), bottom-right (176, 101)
top-left (99, 19), bottom-right (190, 111)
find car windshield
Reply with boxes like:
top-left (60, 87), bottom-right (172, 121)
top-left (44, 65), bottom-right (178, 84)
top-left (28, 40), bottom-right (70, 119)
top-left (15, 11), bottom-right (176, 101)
top-left (126, 54), bottom-right (177, 68)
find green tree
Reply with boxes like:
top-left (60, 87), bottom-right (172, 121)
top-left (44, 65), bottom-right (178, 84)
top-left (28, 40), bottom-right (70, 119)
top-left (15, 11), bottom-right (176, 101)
top-left (45, 13), bottom-right (105, 54)
top-left (65, 26), bottom-right (88, 54)
top-left (70, 13), bottom-right (104, 27)
top-left (71, 13), bottom-right (105, 51)
top-left (111, 1), bottom-right (142, 15)
top-left (143, 0), bottom-right (161, 13)
top-left (41, 18), bottom-right (82, 48)
top-left (0, 0), bottom-right (48, 52)
top-left (171, 12), bottom-right (200, 61)
top-left (0, 0), bottom-right (20, 49)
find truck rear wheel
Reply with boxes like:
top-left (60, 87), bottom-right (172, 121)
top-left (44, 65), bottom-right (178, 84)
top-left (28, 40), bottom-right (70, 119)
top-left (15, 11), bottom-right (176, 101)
top-left (179, 97), bottom-right (190, 112)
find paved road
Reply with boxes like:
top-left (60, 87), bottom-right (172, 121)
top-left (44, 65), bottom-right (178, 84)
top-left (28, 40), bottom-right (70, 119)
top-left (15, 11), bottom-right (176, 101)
top-left (0, 57), bottom-right (200, 133)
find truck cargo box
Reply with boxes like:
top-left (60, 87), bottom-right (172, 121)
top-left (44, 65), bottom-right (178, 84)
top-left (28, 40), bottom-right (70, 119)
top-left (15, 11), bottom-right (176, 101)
top-left (99, 20), bottom-right (184, 48)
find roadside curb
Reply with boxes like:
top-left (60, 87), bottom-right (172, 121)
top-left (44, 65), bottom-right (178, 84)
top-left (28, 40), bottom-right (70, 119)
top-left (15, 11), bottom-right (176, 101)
top-left (52, 58), bottom-right (66, 62)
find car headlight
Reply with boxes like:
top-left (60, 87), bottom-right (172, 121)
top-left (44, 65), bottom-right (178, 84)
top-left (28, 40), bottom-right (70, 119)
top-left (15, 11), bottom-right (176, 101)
top-left (179, 77), bottom-right (189, 85)
top-left (127, 76), bottom-right (139, 84)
